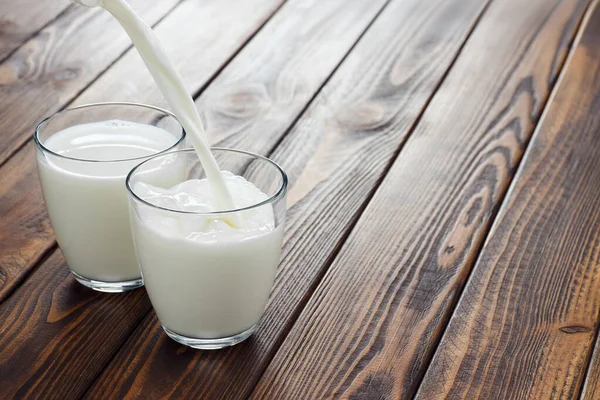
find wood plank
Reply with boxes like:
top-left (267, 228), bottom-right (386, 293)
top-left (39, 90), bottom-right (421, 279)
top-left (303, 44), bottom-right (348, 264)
top-left (0, 0), bottom-right (70, 60)
top-left (0, 0), bottom-right (413, 396)
top-left (85, 0), bottom-right (491, 398)
top-left (0, 251), bottom-right (151, 398)
top-left (0, 0), bottom-right (284, 303)
top-left (0, 0), bottom-right (181, 167)
top-left (568, 5), bottom-right (600, 388)
top-left (0, 143), bottom-right (54, 302)
top-left (249, 0), bottom-right (592, 398)
top-left (416, 3), bottom-right (600, 399)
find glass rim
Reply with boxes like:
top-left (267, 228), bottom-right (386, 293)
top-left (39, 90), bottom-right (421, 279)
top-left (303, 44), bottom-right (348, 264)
top-left (126, 147), bottom-right (288, 216)
top-left (33, 102), bottom-right (186, 163)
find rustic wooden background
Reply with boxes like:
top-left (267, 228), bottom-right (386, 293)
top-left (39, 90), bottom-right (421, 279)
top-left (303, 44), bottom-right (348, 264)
top-left (1, 0), bottom-right (600, 398)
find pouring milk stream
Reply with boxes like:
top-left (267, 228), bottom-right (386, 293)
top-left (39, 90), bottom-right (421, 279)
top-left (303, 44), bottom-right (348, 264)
top-left (70, 0), bottom-right (237, 217)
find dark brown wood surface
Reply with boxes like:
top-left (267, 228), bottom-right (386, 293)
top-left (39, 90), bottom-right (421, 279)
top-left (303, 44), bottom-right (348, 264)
top-left (0, 143), bottom-right (54, 303)
top-left (249, 0), bottom-right (592, 398)
top-left (0, 250), bottom-right (151, 398)
top-left (1, 0), bottom-right (600, 398)
top-left (417, 2), bottom-right (600, 398)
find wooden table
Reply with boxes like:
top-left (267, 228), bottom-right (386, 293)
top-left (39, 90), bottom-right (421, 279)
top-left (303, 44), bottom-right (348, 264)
top-left (2, 0), bottom-right (600, 398)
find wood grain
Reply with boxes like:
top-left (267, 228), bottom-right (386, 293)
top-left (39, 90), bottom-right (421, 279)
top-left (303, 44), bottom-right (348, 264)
top-left (85, 0), bottom-right (491, 398)
top-left (0, 0), bottom-right (70, 61)
top-left (250, 0), bottom-right (591, 398)
top-left (0, 143), bottom-right (53, 303)
top-left (416, 2), bottom-right (600, 399)
top-left (0, 0), bottom-right (181, 167)
top-left (0, 0), bottom-right (284, 303)
top-left (0, 251), bottom-right (151, 399)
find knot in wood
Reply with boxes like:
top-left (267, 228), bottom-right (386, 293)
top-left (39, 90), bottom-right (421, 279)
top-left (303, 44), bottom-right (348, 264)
top-left (559, 325), bottom-right (592, 334)
top-left (336, 102), bottom-right (386, 132)
top-left (213, 84), bottom-right (271, 119)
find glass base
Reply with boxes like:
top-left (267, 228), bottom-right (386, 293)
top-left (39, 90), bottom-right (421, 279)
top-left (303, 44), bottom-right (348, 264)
top-left (163, 324), bottom-right (257, 350)
top-left (71, 271), bottom-right (144, 293)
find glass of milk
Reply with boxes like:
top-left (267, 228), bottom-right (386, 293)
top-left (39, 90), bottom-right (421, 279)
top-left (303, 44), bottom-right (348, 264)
top-left (34, 103), bottom-right (186, 293)
top-left (126, 148), bottom-right (287, 349)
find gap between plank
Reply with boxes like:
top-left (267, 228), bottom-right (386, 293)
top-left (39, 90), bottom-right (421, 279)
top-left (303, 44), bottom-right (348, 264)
top-left (259, 0), bottom-right (392, 160)
top-left (408, 0), bottom-right (597, 398)
top-left (188, 0), bottom-right (289, 103)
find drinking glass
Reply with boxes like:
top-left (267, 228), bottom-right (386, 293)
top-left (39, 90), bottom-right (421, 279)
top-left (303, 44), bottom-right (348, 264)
top-left (35, 102), bottom-right (186, 292)
top-left (126, 148), bottom-right (287, 349)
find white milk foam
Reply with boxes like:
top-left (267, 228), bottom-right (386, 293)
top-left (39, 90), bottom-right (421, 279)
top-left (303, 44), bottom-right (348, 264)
top-left (134, 173), bottom-right (274, 240)
top-left (131, 177), bottom-right (283, 338)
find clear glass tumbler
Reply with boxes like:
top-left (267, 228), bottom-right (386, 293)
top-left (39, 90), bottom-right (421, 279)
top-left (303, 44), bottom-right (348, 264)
top-left (126, 148), bottom-right (287, 349)
top-left (34, 103), bottom-right (185, 292)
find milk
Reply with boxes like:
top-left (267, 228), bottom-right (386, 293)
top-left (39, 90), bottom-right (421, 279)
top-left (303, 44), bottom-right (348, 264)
top-left (130, 174), bottom-right (284, 339)
top-left (37, 121), bottom-right (182, 282)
